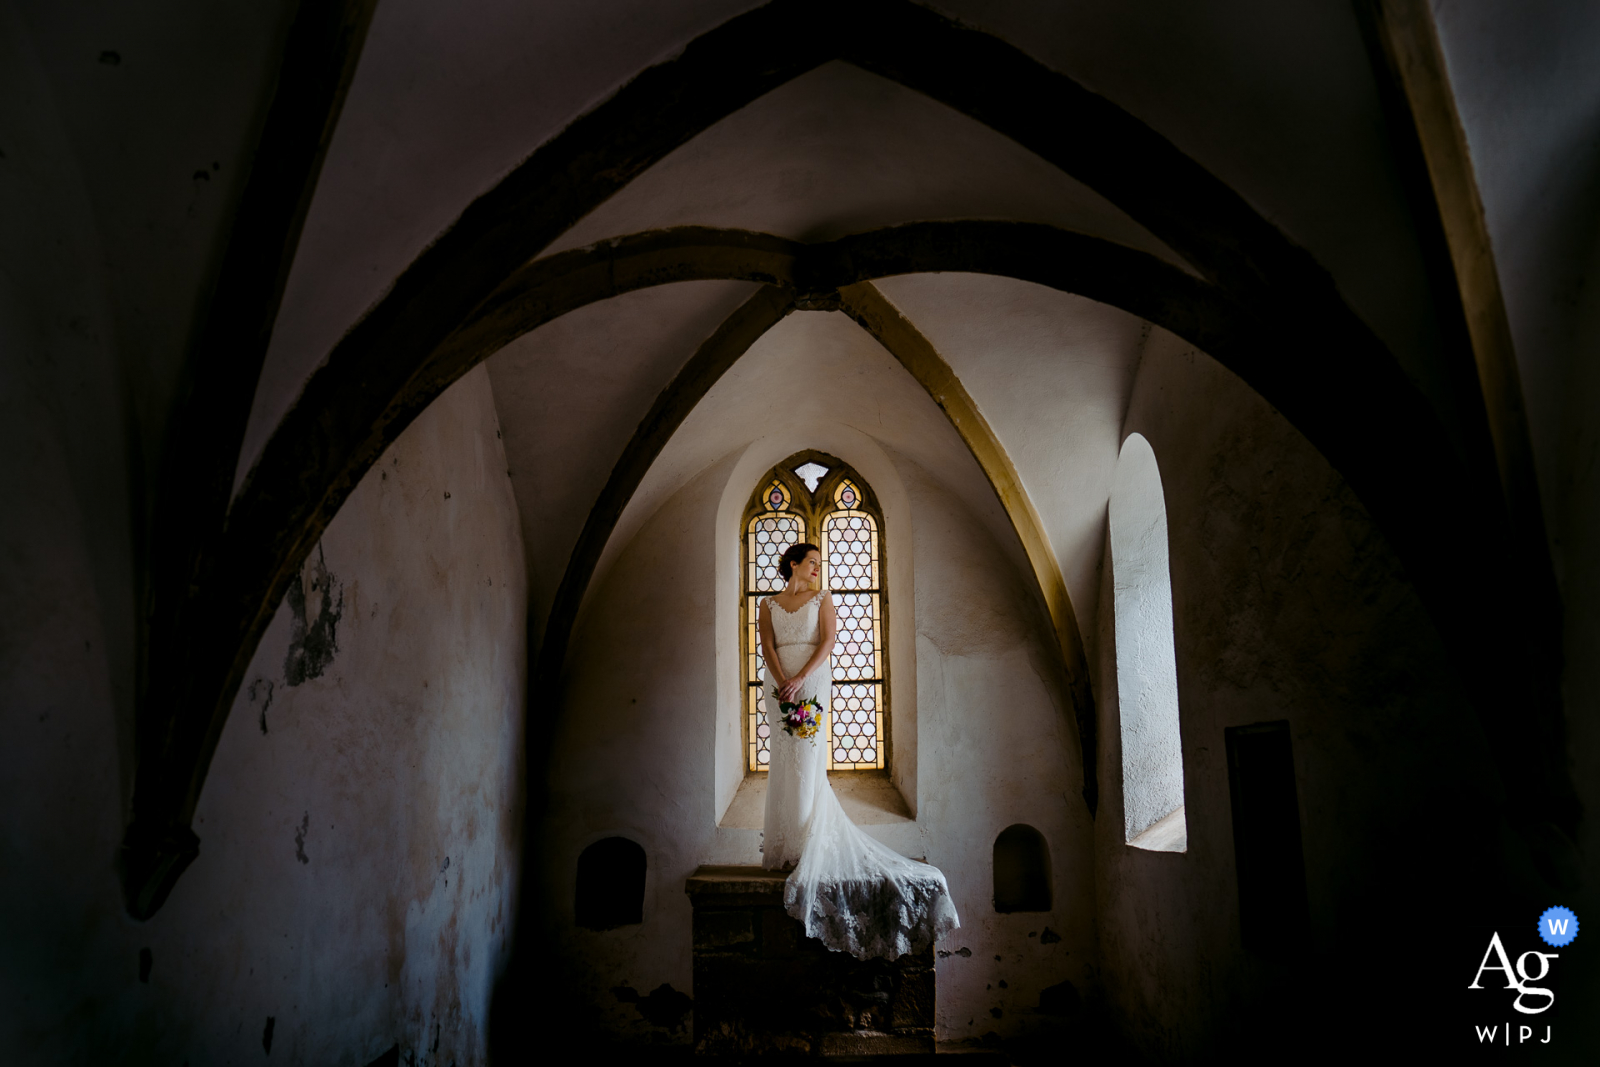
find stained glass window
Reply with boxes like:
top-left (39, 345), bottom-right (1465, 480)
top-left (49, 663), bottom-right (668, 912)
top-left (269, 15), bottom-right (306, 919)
top-left (745, 506), bottom-right (804, 769)
top-left (743, 454), bottom-right (888, 773)
top-left (821, 480), bottom-right (884, 770)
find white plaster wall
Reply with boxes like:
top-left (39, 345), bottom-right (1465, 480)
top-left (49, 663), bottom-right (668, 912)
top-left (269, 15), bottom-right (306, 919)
top-left (1092, 330), bottom-right (1529, 1061)
top-left (0, 365), bottom-right (525, 1064)
top-left (487, 279), bottom-right (758, 646)
top-left (875, 273), bottom-right (1149, 655)
top-left (540, 386), bottom-right (1095, 1050)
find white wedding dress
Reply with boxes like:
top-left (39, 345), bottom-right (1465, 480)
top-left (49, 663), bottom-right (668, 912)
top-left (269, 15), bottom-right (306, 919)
top-left (761, 590), bottom-right (960, 961)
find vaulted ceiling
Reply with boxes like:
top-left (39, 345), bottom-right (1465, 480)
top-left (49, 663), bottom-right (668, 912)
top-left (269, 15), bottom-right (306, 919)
top-left (19, 0), bottom-right (1579, 916)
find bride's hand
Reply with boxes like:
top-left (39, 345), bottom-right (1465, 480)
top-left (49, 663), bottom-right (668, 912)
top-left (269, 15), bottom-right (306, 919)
top-left (778, 675), bottom-right (805, 702)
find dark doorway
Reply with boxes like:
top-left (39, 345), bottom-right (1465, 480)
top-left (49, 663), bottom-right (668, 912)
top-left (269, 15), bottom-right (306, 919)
top-left (1225, 721), bottom-right (1310, 959)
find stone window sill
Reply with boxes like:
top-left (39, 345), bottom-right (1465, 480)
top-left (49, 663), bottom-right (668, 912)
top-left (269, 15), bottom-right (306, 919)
top-left (1128, 805), bottom-right (1187, 853)
top-left (718, 772), bottom-right (913, 828)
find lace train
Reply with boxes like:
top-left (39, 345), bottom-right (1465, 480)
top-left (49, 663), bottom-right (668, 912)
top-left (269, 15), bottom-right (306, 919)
top-left (761, 592), bottom-right (959, 961)
top-left (782, 780), bottom-right (960, 960)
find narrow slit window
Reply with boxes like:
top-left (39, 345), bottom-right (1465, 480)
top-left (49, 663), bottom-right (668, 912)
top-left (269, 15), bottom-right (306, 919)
top-left (1111, 433), bottom-right (1187, 852)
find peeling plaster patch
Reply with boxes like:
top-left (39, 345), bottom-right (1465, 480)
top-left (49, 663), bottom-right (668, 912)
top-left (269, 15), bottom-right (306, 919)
top-left (937, 946), bottom-right (973, 958)
top-left (1038, 927), bottom-right (1061, 945)
top-left (612, 983), bottom-right (694, 1032)
top-left (294, 813), bottom-right (310, 864)
top-left (248, 678), bottom-right (275, 734)
top-left (284, 544), bottom-right (343, 685)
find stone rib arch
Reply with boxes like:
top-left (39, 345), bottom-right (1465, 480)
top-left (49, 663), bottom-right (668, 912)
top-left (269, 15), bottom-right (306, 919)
top-left (126, 0), bottom-right (1566, 915)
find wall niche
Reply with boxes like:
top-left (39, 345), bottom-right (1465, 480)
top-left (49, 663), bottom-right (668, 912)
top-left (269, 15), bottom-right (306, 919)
top-left (575, 837), bottom-right (647, 930)
top-left (993, 824), bottom-right (1051, 913)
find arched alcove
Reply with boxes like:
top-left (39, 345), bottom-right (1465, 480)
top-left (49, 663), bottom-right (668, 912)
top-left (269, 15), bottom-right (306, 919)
top-left (1110, 433), bottom-right (1187, 852)
top-left (710, 420), bottom-right (919, 828)
top-left (574, 837), bottom-right (646, 930)
top-left (993, 824), bottom-right (1052, 913)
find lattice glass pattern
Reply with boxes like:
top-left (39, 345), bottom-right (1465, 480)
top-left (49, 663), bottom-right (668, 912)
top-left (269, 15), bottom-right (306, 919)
top-left (829, 592), bottom-right (882, 682)
top-left (823, 506), bottom-right (884, 770)
top-left (747, 513), bottom-right (804, 594)
top-left (745, 511), bottom-right (804, 771)
top-left (823, 508), bottom-right (879, 590)
top-left (830, 682), bottom-right (882, 767)
top-left (747, 685), bottom-right (770, 768)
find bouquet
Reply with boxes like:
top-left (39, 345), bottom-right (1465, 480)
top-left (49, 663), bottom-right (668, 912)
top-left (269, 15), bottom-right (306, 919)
top-left (779, 696), bottom-right (824, 743)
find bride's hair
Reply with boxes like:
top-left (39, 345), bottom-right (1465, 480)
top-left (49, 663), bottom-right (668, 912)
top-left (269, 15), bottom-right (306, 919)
top-left (778, 542), bottom-right (820, 581)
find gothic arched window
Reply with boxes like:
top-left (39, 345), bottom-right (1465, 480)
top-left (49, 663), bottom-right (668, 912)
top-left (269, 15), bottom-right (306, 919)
top-left (743, 452), bottom-right (888, 773)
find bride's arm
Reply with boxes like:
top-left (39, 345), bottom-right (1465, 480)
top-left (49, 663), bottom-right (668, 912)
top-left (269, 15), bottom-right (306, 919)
top-left (757, 598), bottom-right (787, 691)
top-left (780, 592), bottom-right (837, 700)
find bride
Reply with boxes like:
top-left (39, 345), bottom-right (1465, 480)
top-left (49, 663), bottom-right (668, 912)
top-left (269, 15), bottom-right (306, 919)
top-left (757, 542), bottom-right (960, 961)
